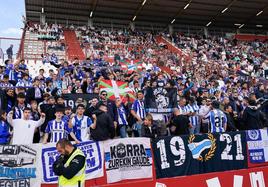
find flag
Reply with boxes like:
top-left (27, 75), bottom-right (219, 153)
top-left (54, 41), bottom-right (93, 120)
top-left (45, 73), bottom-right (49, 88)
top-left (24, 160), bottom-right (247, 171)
top-left (246, 129), bottom-right (268, 163)
top-left (120, 59), bottom-right (143, 73)
top-left (99, 80), bottom-right (136, 101)
top-left (144, 87), bottom-right (177, 113)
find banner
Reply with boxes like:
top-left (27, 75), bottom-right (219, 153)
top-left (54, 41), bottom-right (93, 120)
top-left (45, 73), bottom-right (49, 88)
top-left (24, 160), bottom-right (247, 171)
top-left (62, 93), bottom-right (98, 110)
top-left (99, 80), bottom-right (136, 101)
top-left (152, 131), bottom-right (248, 179)
top-left (246, 128), bottom-right (268, 163)
top-left (104, 137), bottom-right (153, 183)
top-left (0, 144), bottom-right (42, 187)
top-left (41, 141), bottom-right (104, 183)
top-left (145, 87), bottom-right (177, 113)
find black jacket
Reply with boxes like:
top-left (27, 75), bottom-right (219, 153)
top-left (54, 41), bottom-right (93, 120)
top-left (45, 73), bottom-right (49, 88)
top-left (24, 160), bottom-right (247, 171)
top-left (171, 115), bottom-right (190, 136)
top-left (91, 109), bottom-right (115, 141)
top-left (53, 147), bottom-right (85, 180)
top-left (85, 105), bottom-right (98, 118)
top-left (26, 87), bottom-right (44, 103)
top-left (0, 89), bottom-right (7, 111)
top-left (100, 99), bottom-right (115, 120)
top-left (255, 90), bottom-right (268, 99)
top-left (225, 112), bottom-right (238, 131)
top-left (141, 124), bottom-right (159, 139)
top-left (242, 105), bottom-right (267, 130)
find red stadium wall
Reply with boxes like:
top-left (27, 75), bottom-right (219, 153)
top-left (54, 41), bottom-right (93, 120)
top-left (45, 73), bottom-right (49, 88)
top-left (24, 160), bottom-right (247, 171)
top-left (234, 34), bottom-right (268, 41)
top-left (41, 153), bottom-right (268, 187)
top-left (41, 165), bottom-right (268, 187)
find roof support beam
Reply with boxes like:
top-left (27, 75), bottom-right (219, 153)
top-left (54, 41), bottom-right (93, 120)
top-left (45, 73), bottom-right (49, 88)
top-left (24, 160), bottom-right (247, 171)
top-left (236, 4), bottom-right (268, 29)
top-left (160, 0), bottom-right (192, 32)
top-left (204, 0), bottom-right (237, 27)
top-left (130, 0), bottom-right (148, 22)
top-left (89, 0), bottom-right (98, 18)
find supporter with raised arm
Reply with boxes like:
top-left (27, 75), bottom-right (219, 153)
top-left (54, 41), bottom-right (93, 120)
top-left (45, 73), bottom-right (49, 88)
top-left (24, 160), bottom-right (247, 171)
top-left (170, 108), bottom-right (191, 136)
top-left (43, 107), bottom-right (80, 144)
top-left (7, 107), bottom-right (45, 145)
top-left (90, 102), bottom-right (115, 141)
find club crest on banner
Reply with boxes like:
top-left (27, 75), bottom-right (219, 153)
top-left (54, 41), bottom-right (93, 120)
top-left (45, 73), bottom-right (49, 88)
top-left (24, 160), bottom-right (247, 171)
top-left (104, 138), bottom-right (153, 183)
top-left (188, 133), bottom-right (216, 162)
top-left (105, 143), bottom-right (152, 170)
top-left (247, 130), bottom-right (260, 141)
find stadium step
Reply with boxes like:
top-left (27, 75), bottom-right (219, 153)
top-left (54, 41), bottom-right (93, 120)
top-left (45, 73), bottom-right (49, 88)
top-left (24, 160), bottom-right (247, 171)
top-left (156, 36), bottom-right (191, 61)
top-left (63, 30), bottom-right (85, 60)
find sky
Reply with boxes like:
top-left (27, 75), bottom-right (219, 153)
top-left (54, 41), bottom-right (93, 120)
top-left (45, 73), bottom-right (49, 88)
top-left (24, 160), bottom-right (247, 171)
top-left (0, 0), bottom-right (25, 57)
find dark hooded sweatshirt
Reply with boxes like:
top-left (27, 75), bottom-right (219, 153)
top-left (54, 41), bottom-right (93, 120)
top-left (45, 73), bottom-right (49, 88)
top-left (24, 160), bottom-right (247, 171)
top-left (242, 105), bottom-right (267, 130)
top-left (90, 109), bottom-right (115, 141)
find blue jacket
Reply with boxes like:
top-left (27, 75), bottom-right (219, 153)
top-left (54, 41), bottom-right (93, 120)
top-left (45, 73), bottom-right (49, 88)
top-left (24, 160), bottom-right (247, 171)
top-left (0, 120), bottom-right (10, 144)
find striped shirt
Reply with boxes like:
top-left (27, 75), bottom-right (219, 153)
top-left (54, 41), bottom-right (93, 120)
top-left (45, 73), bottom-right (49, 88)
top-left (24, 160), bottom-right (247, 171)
top-left (185, 103), bottom-right (200, 126)
top-left (45, 120), bottom-right (71, 143)
top-left (205, 109), bottom-right (227, 133)
top-left (71, 115), bottom-right (92, 142)
top-left (117, 106), bottom-right (128, 125)
top-left (178, 105), bottom-right (187, 115)
top-left (16, 79), bottom-right (32, 88)
top-left (0, 82), bottom-right (13, 89)
top-left (131, 99), bottom-right (146, 120)
top-left (7, 69), bottom-right (16, 81)
top-left (13, 104), bottom-right (30, 119)
top-left (209, 87), bottom-right (218, 95)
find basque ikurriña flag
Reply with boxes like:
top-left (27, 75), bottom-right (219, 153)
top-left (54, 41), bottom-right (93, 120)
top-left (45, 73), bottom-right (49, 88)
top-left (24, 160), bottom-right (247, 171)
top-left (120, 59), bottom-right (142, 73)
top-left (99, 80), bottom-right (136, 101)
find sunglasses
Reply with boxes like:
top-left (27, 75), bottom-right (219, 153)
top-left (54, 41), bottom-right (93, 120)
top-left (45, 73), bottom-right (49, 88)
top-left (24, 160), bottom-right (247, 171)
top-left (102, 94), bottom-right (107, 96)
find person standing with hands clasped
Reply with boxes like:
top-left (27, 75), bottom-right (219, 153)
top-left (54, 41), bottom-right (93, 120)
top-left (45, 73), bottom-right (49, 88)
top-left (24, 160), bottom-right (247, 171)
top-left (53, 139), bottom-right (86, 187)
top-left (131, 90), bottom-right (146, 137)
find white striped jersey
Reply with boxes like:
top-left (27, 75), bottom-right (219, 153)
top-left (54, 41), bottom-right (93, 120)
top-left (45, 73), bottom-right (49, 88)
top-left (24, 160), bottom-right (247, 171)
top-left (178, 105), bottom-right (187, 115)
top-left (16, 80), bottom-right (32, 88)
top-left (71, 115), bottom-right (92, 142)
top-left (0, 82), bottom-right (13, 89)
top-left (185, 103), bottom-right (200, 126)
top-left (45, 120), bottom-right (71, 143)
top-left (205, 109), bottom-right (227, 133)
top-left (209, 87), bottom-right (218, 95)
top-left (131, 99), bottom-right (146, 120)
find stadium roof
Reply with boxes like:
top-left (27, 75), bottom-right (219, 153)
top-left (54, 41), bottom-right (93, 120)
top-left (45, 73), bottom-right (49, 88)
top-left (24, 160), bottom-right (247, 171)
top-left (25, 0), bottom-right (268, 33)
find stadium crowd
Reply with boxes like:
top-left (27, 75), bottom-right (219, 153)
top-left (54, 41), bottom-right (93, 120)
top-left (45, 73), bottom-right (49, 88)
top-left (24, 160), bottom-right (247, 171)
top-left (0, 24), bottom-right (268, 145)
